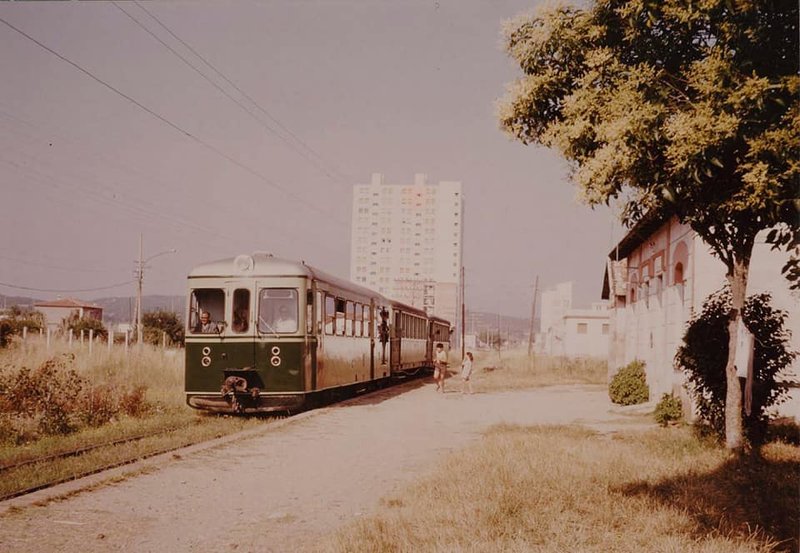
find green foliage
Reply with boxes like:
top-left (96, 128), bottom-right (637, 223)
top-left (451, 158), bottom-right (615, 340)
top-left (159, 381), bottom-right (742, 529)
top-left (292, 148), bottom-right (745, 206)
top-left (609, 359), bottom-right (649, 405)
top-left (0, 355), bottom-right (152, 444)
top-left (654, 393), bottom-right (683, 427)
top-left (499, 0), bottom-right (799, 281)
top-left (142, 309), bottom-right (184, 346)
top-left (0, 306), bottom-right (45, 347)
top-left (61, 311), bottom-right (107, 340)
top-left (676, 289), bottom-right (796, 447)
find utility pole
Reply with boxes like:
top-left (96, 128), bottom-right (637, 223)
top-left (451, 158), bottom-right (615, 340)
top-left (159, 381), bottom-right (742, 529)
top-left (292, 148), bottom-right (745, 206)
top-left (460, 266), bottom-right (465, 359)
top-left (528, 275), bottom-right (539, 357)
top-left (136, 234), bottom-right (143, 346)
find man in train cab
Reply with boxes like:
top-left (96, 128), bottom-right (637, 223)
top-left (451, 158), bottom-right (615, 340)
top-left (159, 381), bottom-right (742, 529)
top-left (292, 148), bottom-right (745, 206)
top-left (195, 311), bottom-right (217, 333)
top-left (274, 305), bottom-right (296, 333)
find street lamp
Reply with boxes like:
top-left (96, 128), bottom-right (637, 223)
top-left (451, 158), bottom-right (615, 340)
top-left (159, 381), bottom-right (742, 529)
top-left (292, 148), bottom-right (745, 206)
top-left (135, 234), bottom-right (177, 345)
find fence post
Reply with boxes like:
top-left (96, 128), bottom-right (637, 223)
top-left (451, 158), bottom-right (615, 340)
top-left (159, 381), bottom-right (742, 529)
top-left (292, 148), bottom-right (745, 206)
top-left (22, 326), bottom-right (27, 341)
top-left (46, 327), bottom-right (51, 350)
top-left (108, 331), bottom-right (113, 352)
top-left (80, 329), bottom-right (85, 346)
top-left (125, 331), bottom-right (129, 352)
top-left (162, 331), bottom-right (167, 349)
top-left (89, 329), bottom-right (94, 355)
top-left (69, 329), bottom-right (74, 348)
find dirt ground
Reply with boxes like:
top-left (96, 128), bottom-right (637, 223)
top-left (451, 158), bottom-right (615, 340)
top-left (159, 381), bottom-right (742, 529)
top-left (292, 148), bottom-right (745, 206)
top-left (0, 379), bottom-right (653, 552)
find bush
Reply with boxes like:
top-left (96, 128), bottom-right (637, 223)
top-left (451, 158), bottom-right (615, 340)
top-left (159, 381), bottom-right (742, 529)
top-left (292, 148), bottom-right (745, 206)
top-left (142, 310), bottom-right (184, 346)
top-left (654, 393), bottom-right (683, 426)
top-left (0, 355), bottom-right (153, 443)
top-left (609, 360), bottom-right (649, 405)
top-left (0, 306), bottom-right (45, 347)
top-left (675, 288), bottom-right (796, 448)
top-left (62, 312), bottom-right (107, 340)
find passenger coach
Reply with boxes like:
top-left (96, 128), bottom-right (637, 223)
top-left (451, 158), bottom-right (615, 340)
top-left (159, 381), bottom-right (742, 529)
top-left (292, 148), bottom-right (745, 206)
top-left (185, 253), bottom-right (451, 413)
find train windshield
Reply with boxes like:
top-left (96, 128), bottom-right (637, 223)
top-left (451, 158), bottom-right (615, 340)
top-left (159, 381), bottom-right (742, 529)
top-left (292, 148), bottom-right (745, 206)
top-left (189, 288), bottom-right (225, 334)
top-left (258, 288), bottom-right (298, 334)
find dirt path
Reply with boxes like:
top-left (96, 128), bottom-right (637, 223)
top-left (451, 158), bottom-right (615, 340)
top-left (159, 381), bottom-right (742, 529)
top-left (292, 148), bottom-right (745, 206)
top-left (0, 381), bottom-right (653, 552)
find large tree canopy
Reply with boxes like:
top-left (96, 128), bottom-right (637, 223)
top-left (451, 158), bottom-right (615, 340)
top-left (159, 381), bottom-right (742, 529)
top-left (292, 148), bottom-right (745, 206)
top-left (499, 0), bottom-right (798, 451)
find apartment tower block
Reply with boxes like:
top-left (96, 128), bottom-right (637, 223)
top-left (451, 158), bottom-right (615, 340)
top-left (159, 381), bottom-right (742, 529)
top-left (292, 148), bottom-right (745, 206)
top-left (350, 173), bottom-right (463, 335)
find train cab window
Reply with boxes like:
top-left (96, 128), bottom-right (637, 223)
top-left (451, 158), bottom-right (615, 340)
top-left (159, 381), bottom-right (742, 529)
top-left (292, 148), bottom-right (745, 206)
top-left (189, 288), bottom-right (225, 333)
top-left (258, 288), bottom-right (298, 334)
top-left (307, 291), bottom-right (314, 334)
top-left (232, 289), bottom-right (250, 333)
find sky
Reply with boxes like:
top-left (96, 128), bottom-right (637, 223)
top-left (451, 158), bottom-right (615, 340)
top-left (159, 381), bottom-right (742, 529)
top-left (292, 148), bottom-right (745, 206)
top-left (0, 0), bottom-right (620, 319)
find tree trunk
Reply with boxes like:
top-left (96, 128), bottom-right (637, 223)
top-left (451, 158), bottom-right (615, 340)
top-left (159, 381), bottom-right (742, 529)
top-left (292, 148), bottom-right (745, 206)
top-left (724, 253), bottom-right (751, 453)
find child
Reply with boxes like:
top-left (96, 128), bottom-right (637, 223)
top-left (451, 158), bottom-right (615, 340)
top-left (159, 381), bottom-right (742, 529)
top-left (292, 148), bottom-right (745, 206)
top-left (460, 351), bottom-right (474, 394)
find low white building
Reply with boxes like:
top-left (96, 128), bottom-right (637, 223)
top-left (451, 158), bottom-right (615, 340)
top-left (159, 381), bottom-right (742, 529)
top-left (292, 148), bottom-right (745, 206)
top-left (602, 213), bottom-right (799, 410)
top-left (537, 281), bottom-right (610, 358)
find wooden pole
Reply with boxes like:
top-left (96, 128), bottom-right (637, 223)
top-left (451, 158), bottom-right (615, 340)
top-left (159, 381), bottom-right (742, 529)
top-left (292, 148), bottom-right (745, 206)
top-left (528, 275), bottom-right (539, 357)
top-left (89, 329), bottom-right (94, 355)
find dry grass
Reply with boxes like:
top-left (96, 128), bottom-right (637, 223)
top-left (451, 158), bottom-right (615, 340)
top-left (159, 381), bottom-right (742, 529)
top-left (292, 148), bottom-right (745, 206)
top-left (1, 336), bottom-right (185, 408)
top-left (0, 338), bottom-right (269, 498)
top-left (464, 347), bottom-right (607, 392)
top-left (322, 425), bottom-right (799, 553)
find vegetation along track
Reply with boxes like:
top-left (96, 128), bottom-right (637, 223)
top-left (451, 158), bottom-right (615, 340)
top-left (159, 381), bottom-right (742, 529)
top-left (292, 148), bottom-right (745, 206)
top-left (0, 425), bottom-right (211, 502)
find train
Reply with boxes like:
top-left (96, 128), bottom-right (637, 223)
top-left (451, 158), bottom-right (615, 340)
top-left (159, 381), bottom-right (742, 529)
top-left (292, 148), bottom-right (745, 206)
top-left (184, 252), bottom-right (452, 413)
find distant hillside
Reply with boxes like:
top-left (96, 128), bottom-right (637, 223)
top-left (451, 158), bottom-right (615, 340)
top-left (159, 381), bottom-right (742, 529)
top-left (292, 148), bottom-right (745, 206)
top-left (0, 293), bottom-right (185, 325)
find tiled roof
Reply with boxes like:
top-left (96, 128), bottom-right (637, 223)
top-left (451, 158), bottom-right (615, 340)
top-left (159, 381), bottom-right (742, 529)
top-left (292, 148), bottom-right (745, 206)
top-left (34, 298), bottom-right (102, 309)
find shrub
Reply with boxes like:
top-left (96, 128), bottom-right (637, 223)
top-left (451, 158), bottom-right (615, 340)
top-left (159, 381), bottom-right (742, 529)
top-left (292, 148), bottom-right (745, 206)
top-left (654, 393), bottom-right (683, 426)
top-left (609, 359), bottom-right (649, 405)
top-left (61, 312), bottom-right (107, 340)
top-left (142, 310), bottom-right (184, 346)
top-left (675, 288), bottom-right (796, 448)
top-left (0, 355), bottom-right (154, 443)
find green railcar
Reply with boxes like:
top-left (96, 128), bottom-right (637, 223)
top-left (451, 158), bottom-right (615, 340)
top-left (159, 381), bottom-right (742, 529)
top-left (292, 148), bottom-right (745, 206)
top-left (185, 253), bottom-right (451, 413)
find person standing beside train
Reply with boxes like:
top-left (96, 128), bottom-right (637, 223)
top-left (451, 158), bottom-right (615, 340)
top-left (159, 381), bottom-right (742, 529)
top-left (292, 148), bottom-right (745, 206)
top-left (434, 342), bottom-right (448, 393)
top-left (460, 351), bottom-right (474, 394)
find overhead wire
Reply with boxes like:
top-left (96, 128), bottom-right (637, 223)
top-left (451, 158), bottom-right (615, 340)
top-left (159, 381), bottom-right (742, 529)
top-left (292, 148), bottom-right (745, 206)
top-left (0, 280), bottom-right (135, 294)
top-left (130, 0), bottom-right (356, 186)
top-left (0, 14), bottom-right (348, 226)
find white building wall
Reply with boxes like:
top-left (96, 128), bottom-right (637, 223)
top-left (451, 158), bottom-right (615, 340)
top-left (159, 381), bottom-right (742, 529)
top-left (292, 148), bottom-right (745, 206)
top-left (609, 217), bottom-right (799, 407)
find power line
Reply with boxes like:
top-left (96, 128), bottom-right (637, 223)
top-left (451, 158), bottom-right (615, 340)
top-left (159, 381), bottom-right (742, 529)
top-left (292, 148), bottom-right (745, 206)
top-left (131, 0), bottom-right (355, 185)
top-left (0, 280), bottom-right (135, 294)
top-left (0, 14), bottom-right (347, 226)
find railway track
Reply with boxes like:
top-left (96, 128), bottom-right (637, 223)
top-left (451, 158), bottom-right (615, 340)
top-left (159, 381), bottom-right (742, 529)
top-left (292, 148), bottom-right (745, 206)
top-left (0, 426), bottom-right (197, 502)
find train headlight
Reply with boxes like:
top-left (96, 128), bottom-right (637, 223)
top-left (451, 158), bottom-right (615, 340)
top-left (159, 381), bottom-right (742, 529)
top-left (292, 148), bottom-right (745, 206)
top-left (234, 254), bottom-right (254, 273)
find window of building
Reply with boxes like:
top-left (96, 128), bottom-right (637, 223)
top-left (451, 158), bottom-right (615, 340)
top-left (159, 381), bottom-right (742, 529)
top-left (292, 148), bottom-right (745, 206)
top-left (602, 323), bottom-right (610, 335)
top-left (577, 322), bottom-right (588, 334)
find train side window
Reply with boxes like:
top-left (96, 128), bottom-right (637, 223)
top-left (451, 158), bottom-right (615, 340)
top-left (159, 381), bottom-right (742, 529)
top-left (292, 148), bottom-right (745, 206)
top-left (364, 305), bottom-right (371, 337)
top-left (306, 290), bottom-right (313, 334)
top-left (232, 289), bottom-right (250, 333)
top-left (354, 302), bottom-right (363, 337)
top-left (315, 291), bottom-right (323, 334)
top-left (189, 288), bottom-right (225, 333)
top-left (325, 294), bottom-right (335, 335)
top-left (336, 298), bottom-right (346, 336)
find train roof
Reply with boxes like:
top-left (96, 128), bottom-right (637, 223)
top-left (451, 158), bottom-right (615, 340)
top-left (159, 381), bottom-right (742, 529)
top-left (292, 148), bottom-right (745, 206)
top-left (188, 253), bottom-right (380, 298)
top-left (188, 253), bottom-right (450, 323)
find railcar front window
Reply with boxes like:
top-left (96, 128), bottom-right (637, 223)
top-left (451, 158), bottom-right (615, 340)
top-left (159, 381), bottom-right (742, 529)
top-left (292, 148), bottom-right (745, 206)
top-left (258, 288), bottom-right (298, 334)
top-left (189, 288), bottom-right (225, 334)
top-left (232, 289), bottom-right (250, 333)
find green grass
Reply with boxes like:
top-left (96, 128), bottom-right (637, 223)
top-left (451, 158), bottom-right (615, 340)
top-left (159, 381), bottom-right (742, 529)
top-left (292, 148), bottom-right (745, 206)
top-left (321, 425), bottom-right (799, 553)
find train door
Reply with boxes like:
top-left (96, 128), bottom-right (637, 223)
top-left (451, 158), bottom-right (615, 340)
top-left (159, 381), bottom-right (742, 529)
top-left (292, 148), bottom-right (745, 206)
top-left (390, 309), bottom-right (401, 369)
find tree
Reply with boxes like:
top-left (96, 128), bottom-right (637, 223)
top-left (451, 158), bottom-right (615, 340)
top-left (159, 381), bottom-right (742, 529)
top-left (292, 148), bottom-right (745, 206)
top-left (498, 0), bottom-right (798, 452)
top-left (142, 310), bottom-right (184, 347)
top-left (676, 289), bottom-right (795, 448)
